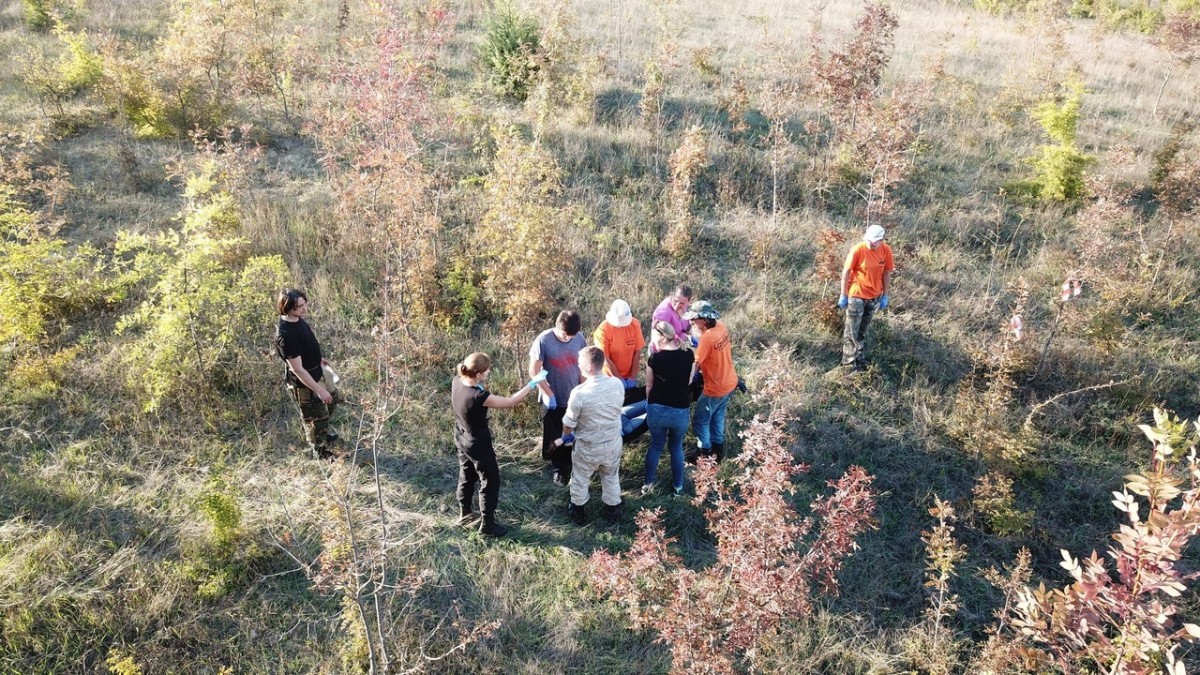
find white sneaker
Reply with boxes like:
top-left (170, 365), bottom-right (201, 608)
top-left (640, 484), bottom-right (655, 497)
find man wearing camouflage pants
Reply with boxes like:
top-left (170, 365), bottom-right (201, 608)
top-left (275, 288), bottom-right (339, 459)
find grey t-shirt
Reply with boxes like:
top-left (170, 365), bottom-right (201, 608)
top-left (529, 329), bottom-right (586, 407)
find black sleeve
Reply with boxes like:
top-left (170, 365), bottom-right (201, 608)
top-left (275, 325), bottom-right (301, 361)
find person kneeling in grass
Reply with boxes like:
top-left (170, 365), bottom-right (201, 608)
top-left (452, 353), bottom-right (547, 538)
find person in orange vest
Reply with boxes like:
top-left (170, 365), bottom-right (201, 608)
top-left (837, 224), bottom-right (895, 370)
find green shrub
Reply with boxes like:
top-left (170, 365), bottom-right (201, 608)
top-left (114, 168), bottom-right (287, 411)
top-left (0, 184), bottom-right (130, 352)
top-left (57, 29), bottom-right (103, 93)
top-left (22, 0), bottom-right (54, 31)
top-left (197, 477), bottom-right (243, 554)
top-left (1069, 0), bottom-right (1096, 17)
top-left (103, 58), bottom-right (173, 138)
top-left (973, 0), bottom-right (1035, 14)
top-left (480, 5), bottom-right (540, 100)
top-left (1028, 75), bottom-right (1091, 202)
top-left (1096, 0), bottom-right (1164, 32)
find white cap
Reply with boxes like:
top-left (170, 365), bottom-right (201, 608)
top-left (864, 224), bottom-right (886, 243)
top-left (606, 299), bottom-right (633, 328)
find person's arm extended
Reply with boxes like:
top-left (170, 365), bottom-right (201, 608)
top-left (529, 357), bottom-right (552, 399)
top-left (882, 269), bottom-right (892, 297)
top-left (689, 361), bottom-right (699, 385)
top-left (286, 355), bottom-right (331, 404)
top-left (484, 384), bottom-right (535, 409)
top-left (645, 363), bottom-right (655, 396)
top-left (840, 265), bottom-right (852, 299)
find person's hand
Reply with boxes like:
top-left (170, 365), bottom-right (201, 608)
top-left (320, 357), bottom-right (329, 366)
top-left (689, 335), bottom-right (698, 348)
top-left (878, 295), bottom-right (889, 309)
top-left (315, 385), bottom-right (333, 405)
top-left (556, 432), bottom-right (576, 447)
top-left (622, 378), bottom-right (637, 389)
top-left (527, 370), bottom-right (549, 389)
top-left (837, 295), bottom-right (848, 309)
top-left (546, 394), bottom-right (557, 409)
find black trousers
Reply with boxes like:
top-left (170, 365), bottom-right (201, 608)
top-left (456, 435), bottom-right (500, 518)
top-left (541, 405), bottom-right (572, 477)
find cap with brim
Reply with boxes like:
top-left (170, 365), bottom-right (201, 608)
top-left (864, 224), bottom-right (886, 243)
top-left (606, 299), bottom-right (633, 328)
top-left (681, 300), bottom-right (720, 320)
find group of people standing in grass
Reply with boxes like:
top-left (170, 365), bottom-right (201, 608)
top-left (273, 224), bottom-right (895, 539)
top-left (454, 287), bottom-right (742, 536)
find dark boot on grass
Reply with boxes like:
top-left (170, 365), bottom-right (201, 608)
top-left (478, 514), bottom-right (508, 537)
top-left (456, 504), bottom-right (480, 527)
top-left (568, 502), bottom-right (589, 526)
top-left (603, 501), bottom-right (624, 523)
top-left (712, 442), bottom-right (725, 463)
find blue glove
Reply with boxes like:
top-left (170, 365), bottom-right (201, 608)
top-left (622, 378), bottom-right (637, 389)
top-left (559, 433), bottom-right (576, 446)
top-left (878, 295), bottom-right (889, 309)
top-left (527, 370), bottom-right (549, 389)
top-left (837, 295), bottom-right (848, 309)
top-left (546, 394), bottom-right (557, 409)
top-left (689, 335), bottom-right (699, 348)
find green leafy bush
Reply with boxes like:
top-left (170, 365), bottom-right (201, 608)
top-left (115, 167), bottom-right (287, 411)
top-left (22, 0), bottom-right (55, 31)
top-left (1096, 0), bottom-right (1164, 33)
top-left (57, 29), bottom-right (103, 93)
top-left (1028, 75), bottom-right (1091, 202)
top-left (480, 5), bottom-right (540, 100)
top-left (0, 184), bottom-right (129, 351)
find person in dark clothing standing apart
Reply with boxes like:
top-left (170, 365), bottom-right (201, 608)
top-left (452, 353), bottom-right (546, 538)
top-left (275, 288), bottom-right (339, 460)
top-left (529, 310), bottom-right (587, 487)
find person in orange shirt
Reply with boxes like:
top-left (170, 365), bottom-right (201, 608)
top-left (683, 300), bottom-right (738, 463)
top-left (838, 224), bottom-right (895, 370)
top-left (593, 299), bottom-right (646, 405)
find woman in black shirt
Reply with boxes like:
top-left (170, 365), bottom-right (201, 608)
top-left (642, 321), bottom-right (695, 497)
top-left (452, 352), bottom-right (546, 537)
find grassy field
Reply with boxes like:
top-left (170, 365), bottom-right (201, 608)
top-left (1, 0), bottom-right (1199, 672)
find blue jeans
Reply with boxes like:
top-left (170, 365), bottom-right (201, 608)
top-left (645, 404), bottom-right (688, 490)
top-left (692, 392), bottom-right (732, 449)
top-left (622, 399), bottom-right (648, 436)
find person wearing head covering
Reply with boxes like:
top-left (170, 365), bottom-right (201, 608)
top-left (593, 299), bottom-right (649, 442)
top-left (593, 299), bottom-right (646, 401)
top-left (682, 300), bottom-right (739, 464)
top-left (451, 352), bottom-right (545, 538)
top-left (274, 288), bottom-right (340, 460)
top-left (837, 224), bottom-right (895, 370)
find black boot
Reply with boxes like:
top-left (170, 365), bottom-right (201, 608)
top-left (478, 514), bottom-right (508, 537)
top-left (456, 504), bottom-right (480, 526)
top-left (603, 501), bottom-right (624, 523)
top-left (686, 445), bottom-right (703, 465)
top-left (713, 442), bottom-right (725, 463)
top-left (568, 502), bottom-right (589, 526)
